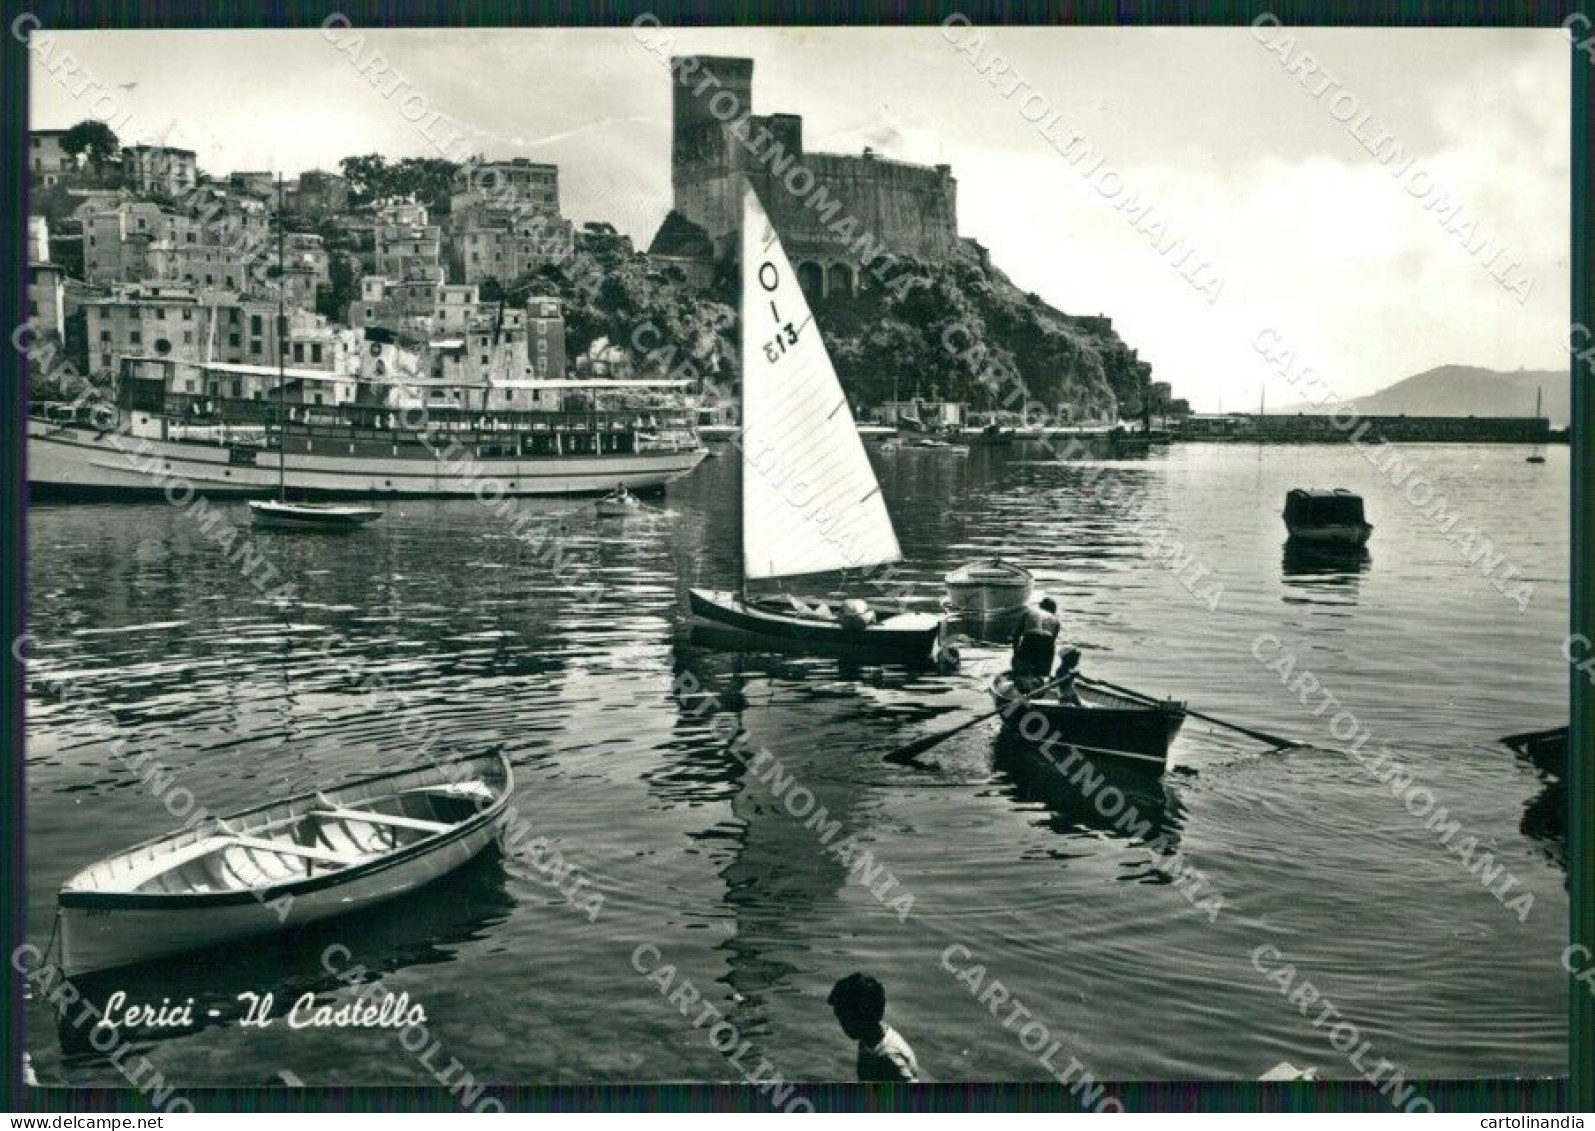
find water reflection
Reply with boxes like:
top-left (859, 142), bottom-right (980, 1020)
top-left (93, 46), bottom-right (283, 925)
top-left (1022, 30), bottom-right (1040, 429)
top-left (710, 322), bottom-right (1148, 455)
top-left (1281, 542), bottom-right (1370, 602)
top-left (53, 850), bottom-right (513, 1064)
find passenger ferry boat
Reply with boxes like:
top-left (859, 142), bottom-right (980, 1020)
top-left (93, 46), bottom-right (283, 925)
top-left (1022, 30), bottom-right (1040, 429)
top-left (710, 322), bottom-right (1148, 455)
top-left (29, 359), bottom-right (708, 499)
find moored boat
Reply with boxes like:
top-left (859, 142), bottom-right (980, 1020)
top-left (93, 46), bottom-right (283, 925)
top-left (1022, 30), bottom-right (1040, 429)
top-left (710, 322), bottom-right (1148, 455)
top-left (58, 752), bottom-right (513, 976)
top-left (248, 499), bottom-right (382, 530)
top-left (1283, 487), bottom-right (1373, 546)
top-left (945, 558), bottom-right (1034, 614)
top-left (1501, 725), bottom-right (1567, 776)
top-left (990, 673), bottom-right (1186, 768)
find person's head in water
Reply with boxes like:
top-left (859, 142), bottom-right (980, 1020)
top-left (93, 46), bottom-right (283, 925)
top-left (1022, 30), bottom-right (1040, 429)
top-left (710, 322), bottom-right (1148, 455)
top-left (1039, 597), bottom-right (1057, 614)
top-left (828, 973), bottom-right (887, 1043)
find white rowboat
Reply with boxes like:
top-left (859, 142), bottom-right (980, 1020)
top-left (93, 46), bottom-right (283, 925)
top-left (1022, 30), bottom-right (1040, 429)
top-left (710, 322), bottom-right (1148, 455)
top-left (247, 499), bottom-right (383, 530)
top-left (945, 559), bottom-right (1034, 614)
top-left (58, 753), bottom-right (513, 976)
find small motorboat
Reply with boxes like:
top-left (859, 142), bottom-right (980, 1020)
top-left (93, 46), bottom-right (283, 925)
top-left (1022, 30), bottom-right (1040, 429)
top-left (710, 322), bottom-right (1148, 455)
top-left (688, 588), bottom-right (943, 662)
top-left (595, 488), bottom-right (645, 517)
top-left (58, 753), bottom-right (513, 976)
top-left (1283, 488), bottom-right (1372, 546)
top-left (248, 499), bottom-right (382, 530)
top-left (905, 436), bottom-right (965, 452)
top-left (990, 673), bottom-right (1186, 769)
top-left (945, 558), bottom-right (1034, 615)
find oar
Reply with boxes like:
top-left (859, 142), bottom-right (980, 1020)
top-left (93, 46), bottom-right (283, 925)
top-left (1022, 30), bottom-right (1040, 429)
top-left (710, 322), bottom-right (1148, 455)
top-left (1075, 674), bottom-right (1306, 750)
top-left (884, 672), bottom-right (1074, 765)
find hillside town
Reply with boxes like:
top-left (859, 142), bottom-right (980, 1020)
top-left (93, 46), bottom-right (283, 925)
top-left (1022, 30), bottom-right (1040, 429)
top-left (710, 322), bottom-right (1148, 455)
top-left (23, 123), bottom-right (653, 416)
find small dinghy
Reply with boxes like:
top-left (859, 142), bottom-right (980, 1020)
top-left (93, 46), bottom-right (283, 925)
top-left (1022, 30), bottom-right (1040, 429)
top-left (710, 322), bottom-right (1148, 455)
top-left (248, 499), bottom-right (382, 530)
top-left (58, 753), bottom-right (512, 976)
top-left (990, 673), bottom-right (1185, 769)
top-left (595, 488), bottom-right (645, 517)
top-left (945, 558), bottom-right (1033, 615)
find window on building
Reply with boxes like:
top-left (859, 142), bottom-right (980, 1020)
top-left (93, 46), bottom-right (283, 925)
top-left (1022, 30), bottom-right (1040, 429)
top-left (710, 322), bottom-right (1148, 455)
top-left (100, 330), bottom-right (111, 342)
top-left (229, 333), bottom-right (240, 347)
top-left (250, 314), bottom-right (262, 334)
top-left (155, 307), bottom-right (165, 319)
top-left (129, 330), bottom-right (141, 344)
top-left (183, 331), bottom-right (193, 344)
top-left (181, 308), bottom-right (192, 320)
top-left (232, 380), bottom-right (242, 397)
top-left (250, 340), bottom-right (261, 355)
top-left (311, 344), bottom-right (322, 364)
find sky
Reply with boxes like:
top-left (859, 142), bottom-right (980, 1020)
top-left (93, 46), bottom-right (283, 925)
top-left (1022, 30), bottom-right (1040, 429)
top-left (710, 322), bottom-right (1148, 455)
top-left (30, 24), bottom-right (1569, 411)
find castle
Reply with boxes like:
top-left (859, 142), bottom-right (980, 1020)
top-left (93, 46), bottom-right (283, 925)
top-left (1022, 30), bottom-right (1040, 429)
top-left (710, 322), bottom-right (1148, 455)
top-left (648, 56), bottom-right (962, 297)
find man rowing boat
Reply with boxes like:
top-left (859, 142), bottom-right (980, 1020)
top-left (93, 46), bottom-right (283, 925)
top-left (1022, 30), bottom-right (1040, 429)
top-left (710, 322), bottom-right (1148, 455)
top-left (1011, 597), bottom-right (1061, 691)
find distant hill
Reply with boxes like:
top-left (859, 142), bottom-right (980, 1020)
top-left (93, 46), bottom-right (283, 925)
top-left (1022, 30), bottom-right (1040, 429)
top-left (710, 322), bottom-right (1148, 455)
top-left (1275, 365), bottom-right (1568, 428)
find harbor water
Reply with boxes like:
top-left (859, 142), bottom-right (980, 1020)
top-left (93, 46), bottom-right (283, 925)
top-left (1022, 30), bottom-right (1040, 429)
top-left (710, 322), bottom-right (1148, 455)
top-left (24, 441), bottom-right (1569, 1086)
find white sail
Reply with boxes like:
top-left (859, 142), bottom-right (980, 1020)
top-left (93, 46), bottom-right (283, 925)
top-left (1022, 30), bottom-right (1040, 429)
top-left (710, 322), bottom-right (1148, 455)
top-left (739, 187), bottom-right (902, 581)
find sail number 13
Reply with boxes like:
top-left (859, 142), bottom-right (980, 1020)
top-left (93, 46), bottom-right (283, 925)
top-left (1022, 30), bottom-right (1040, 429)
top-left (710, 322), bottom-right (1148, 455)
top-left (758, 261), bottom-right (801, 364)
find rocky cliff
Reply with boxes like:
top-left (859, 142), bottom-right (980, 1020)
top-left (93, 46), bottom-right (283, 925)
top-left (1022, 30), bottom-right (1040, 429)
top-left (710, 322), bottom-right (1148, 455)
top-left (512, 237), bottom-right (1161, 419)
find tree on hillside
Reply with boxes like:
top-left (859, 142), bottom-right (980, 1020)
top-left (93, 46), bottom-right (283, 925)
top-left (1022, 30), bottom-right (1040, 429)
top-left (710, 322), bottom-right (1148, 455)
top-left (392, 157), bottom-right (459, 214)
top-left (337, 154), bottom-right (459, 213)
top-left (338, 154), bottom-right (388, 205)
top-left (317, 251), bottom-right (363, 322)
top-left (60, 119), bottom-right (119, 174)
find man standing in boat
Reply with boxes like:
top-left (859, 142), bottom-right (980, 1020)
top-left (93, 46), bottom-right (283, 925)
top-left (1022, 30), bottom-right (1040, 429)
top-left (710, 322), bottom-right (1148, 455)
top-left (1011, 597), bottom-right (1062, 691)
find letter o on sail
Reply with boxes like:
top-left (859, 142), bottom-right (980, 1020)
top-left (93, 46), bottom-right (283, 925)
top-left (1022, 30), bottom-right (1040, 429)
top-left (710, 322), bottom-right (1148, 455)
top-left (739, 185), bottom-right (902, 581)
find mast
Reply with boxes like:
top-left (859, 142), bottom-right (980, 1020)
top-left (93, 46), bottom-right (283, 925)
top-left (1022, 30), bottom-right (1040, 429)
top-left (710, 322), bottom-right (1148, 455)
top-left (736, 187), bottom-right (747, 604)
top-left (275, 173), bottom-right (286, 502)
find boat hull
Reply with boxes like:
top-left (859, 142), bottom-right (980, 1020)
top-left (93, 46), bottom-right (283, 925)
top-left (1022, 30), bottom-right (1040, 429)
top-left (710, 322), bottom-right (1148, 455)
top-left (59, 754), bottom-right (512, 976)
top-left (247, 500), bottom-right (382, 529)
top-left (945, 561), bottom-right (1034, 614)
top-left (991, 675), bottom-right (1185, 768)
top-left (60, 817), bottom-right (503, 975)
top-left (687, 587), bottom-right (942, 661)
top-left (28, 419), bottom-right (707, 500)
top-left (1285, 522), bottom-right (1373, 546)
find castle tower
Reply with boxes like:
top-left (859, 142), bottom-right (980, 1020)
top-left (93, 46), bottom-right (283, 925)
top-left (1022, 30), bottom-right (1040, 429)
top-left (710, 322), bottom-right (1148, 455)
top-left (671, 55), bottom-right (755, 257)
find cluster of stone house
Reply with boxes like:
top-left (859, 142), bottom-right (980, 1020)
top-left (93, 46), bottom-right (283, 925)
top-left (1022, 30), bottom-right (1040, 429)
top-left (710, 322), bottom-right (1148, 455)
top-left (25, 140), bottom-right (584, 412)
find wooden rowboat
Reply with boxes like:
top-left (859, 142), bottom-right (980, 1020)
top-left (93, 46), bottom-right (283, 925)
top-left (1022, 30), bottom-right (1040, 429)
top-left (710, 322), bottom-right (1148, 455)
top-left (248, 499), bottom-right (383, 530)
top-left (58, 753), bottom-right (513, 976)
top-left (990, 674), bottom-right (1186, 769)
top-left (945, 558), bottom-right (1034, 614)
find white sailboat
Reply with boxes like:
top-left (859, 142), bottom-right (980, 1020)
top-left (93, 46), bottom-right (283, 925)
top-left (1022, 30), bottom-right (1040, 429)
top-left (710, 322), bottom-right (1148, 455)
top-left (688, 186), bottom-right (942, 660)
top-left (248, 174), bottom-right (383, 531)
top-left (1526, 386), bottom-right (1547, 463)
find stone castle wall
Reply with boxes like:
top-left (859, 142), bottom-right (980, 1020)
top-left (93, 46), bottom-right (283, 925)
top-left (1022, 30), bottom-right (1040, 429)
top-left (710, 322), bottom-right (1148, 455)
top-left (666, 55), bottom-right (959, 289)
